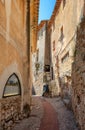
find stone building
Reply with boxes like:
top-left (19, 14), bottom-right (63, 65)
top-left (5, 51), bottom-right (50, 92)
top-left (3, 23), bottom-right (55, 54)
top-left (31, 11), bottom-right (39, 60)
top-left (48, 0), bottom-right (85, 129)
top-left (0, 0), bottom-right (39, 129)
top-left (48, 0), bottom-right (84, 98)
top-left (32, 20), bottom-right (51, 95)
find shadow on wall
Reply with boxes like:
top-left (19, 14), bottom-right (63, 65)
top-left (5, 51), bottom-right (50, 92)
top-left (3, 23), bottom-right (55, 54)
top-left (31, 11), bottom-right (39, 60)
top-left (32, 85), bottom-right (36, 95)
top-left (72, 17), bottom-right (85, 130)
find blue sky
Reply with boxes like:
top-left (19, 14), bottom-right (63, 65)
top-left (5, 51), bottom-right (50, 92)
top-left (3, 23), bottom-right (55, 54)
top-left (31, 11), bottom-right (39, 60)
top-left (38, 0), bottom-right (56, 23)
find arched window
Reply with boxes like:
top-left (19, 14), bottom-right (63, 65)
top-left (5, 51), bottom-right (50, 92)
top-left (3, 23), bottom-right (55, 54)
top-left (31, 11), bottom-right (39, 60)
top-left (3, 73), bottom-right (21, 98)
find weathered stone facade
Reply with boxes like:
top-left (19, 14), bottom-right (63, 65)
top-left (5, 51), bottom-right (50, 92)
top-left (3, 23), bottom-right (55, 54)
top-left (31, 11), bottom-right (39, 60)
top-left (0, 96), bottom-right (22, 130)
top-left (72, 17), bottom-right (85, 130)
top-left (49, 0), bottom-right (85, 129)
top-left (48, 0), bottom-right (85, 128)
top-left (32, 21), bottom-right (48, 95)
top-left (48, 0), bottom-right (84, 98)
top-left (0, 0), bottom-right (39, 129)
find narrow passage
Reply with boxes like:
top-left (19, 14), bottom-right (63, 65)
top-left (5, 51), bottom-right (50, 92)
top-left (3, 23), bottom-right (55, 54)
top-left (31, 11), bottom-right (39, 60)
top-left (12, 97), bottom-right (78, 130)
top-left (39, 98), bottom-right (59, 130)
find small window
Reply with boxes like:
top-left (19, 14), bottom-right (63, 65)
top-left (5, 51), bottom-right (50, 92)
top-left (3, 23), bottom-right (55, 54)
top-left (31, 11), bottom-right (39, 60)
top-left (61, 26), bottom-right (64, 40)
top-left (3, 74), bottom-right (21, 98)
top-left (53, 41), bottom-right (55, 51)
top-left (36, 49), bottom-right (39, 62)
top-left (63, 0), bottom-right (66, 8)
top-left (53, 22), bottom-right (55, 31)
top-left (44, 65), bottom-right (50, 72)
top-left (59, 26), bottom-right (64, 42)
top-left (61, 52), bottom-right (69, 63)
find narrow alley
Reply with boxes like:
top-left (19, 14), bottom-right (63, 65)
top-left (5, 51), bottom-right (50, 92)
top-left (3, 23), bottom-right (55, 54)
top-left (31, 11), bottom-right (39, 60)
top-left (12, 96), bottom-right (78, 130)
top-left (0, 0), bottom-right (85, 130)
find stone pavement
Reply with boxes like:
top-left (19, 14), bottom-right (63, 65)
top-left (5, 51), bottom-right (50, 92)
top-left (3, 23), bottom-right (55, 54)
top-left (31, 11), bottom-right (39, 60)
top-left (39, 98), bottom-right (59, 130)
top-left (12, 96), bottom-right (78, 130)
top-left (12, 96), bottom-right (43, 130)
top-left (46, 97), bottom-right (79, 130)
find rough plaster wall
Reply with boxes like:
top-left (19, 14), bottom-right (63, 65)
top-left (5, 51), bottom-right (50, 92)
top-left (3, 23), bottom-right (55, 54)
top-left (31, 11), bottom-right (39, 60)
top-left (0, 0), bottom-right (24, 98)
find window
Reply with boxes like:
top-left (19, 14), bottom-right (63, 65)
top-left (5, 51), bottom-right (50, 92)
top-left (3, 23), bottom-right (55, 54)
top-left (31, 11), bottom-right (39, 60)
top-left (61, 52), bottom-right (69, 63)
top-left (53, 41), bottom-right (55, 51)
top-left (53, 22), bottom-right (55, 31)
top-left (44, 65), bottom-right (50, 72)
top-left (61, 26), bottom-right (64, 40)
top-left (59, 26), bottom-right (64, 42)
top-left (51, 67), bottom-right (54, 80)
top-left (3, 74), bottom-right (21, 98)
top-left (36, 49), bottom-right (39, 61)
top-left (63, 0), bottom-right (66, 8)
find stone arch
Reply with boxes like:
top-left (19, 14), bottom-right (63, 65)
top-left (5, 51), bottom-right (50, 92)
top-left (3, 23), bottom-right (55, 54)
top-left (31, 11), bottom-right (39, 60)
top-left (3, 73), bottom-right (21, 98)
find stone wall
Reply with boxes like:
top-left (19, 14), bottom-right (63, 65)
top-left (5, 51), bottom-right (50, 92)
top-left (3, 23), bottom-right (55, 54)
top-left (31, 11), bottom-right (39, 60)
top-left (49, 0), bottom-right (84, 99)
top-left (0, 96), bottom-right (22, 130)
top-left (33, 73), bottom-right (43, 95)
top-left (47, 0), bottom-right (85, 129)
top-left (49, 80), bottom-right (59, 97)
top-left (49, 0), bottom-right (73, 97)
top-left (72, 17), bottom-right (85, 130)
